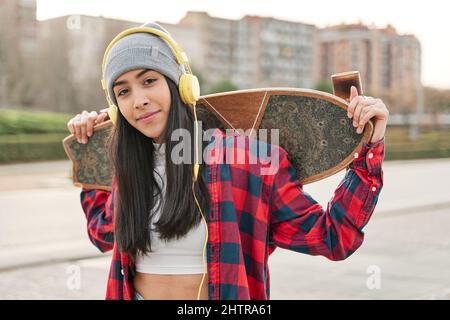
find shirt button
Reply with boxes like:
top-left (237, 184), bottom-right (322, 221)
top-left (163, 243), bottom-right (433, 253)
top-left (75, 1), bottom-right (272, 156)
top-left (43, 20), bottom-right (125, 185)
top-left (368, 153), bottom-right (374, 159)
top-left (371, 186), bottom-right (377, 192)
top-left (354, 152), bottom-right (359, 158)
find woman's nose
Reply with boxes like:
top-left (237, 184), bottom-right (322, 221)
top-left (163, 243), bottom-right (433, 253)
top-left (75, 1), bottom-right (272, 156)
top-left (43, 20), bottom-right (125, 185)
top-left (134, 93), bottom-right (150, 109)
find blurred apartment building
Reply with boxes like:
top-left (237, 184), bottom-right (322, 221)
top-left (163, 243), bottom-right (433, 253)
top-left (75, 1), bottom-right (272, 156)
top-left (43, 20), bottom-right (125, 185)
top-left (0, 0), bottom-right (38, 107)
top-left (37, 15), bottom-right (138, 109)
top-left (160, 12), bottom-right (318, 91)
top-left (0, 1), bottom-right (423, 113)
top-left (318, 23), bottom-right (422, 113)
top-left (161, 12), bottom-right (421, 114)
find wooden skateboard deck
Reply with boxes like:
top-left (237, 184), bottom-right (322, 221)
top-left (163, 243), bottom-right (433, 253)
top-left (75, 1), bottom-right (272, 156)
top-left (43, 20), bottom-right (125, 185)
top-left (63, 120), bottom-right (113, 190)
top-left (63, 88), bottom-right (373, 191)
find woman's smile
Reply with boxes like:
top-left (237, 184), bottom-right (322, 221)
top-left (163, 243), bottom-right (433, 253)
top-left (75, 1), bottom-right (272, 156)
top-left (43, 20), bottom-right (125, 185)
top-left (138, 110), bottom-right (161, 124)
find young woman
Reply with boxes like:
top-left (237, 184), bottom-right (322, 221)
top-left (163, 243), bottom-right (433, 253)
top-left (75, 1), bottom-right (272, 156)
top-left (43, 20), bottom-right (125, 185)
top-left (67, 22), bottom-right (389, 300)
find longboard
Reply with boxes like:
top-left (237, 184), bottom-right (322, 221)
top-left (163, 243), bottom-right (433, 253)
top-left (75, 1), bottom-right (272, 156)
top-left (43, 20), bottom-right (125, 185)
top-left (63, 88), bottom-right (373, 191)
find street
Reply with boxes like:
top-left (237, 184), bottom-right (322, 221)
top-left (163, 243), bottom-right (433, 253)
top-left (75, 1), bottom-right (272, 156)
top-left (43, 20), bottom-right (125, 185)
top-left (0, 158), bottom-right (449, 299)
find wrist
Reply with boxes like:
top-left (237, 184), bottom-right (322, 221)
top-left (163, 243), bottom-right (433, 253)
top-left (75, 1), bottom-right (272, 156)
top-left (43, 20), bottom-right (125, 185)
top-left (370, 135), bottom-right (384, 144)
top-left (367, 136), bottom-right (385, 148)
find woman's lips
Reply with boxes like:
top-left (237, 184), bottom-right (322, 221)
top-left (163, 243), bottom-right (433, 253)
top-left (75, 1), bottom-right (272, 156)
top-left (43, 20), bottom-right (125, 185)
top-left (138, 111), bottom-right (160, 124)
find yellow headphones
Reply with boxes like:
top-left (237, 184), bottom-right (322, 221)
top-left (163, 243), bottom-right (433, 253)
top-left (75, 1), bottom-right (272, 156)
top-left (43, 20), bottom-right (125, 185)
top-left (100, 27), bottom-right (207, 300)
top-left (101, 26), bottom-right (200, 124)
top-left (100, 26), bottom-right (201, 182)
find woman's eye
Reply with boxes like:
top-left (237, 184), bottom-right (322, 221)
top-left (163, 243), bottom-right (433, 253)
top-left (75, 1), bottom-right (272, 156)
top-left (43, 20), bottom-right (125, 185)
top-left (117, 89), bottom-right (128, 97)
top-left (144, 78), bottom-right (156, 85)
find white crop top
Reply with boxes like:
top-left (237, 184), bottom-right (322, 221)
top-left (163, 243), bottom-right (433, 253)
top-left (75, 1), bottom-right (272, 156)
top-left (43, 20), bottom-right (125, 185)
top-left (135, 141), bottom-right (207, 275)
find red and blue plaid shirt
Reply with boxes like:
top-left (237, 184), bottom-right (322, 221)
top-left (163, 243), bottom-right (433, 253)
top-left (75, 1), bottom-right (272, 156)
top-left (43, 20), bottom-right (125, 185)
top-left (80, 128), bottom-right (385, 300)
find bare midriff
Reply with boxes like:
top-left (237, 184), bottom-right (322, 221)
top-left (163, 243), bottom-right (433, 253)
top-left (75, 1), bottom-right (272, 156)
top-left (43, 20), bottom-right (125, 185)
top-left (134, 272), bottom-right (209, 300)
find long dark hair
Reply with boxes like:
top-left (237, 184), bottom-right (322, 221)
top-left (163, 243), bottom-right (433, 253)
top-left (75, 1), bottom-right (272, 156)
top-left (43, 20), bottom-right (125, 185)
top-left (110, 76), bottom-right (211, 260)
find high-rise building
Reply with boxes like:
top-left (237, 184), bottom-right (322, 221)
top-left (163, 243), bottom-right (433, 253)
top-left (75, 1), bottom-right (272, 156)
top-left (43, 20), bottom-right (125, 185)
top-left (160, 12), bottom-right (318, 91)
top-left (0, 0), bottom-right (38, 56)
top-left (318, 23), bottom-right (421, 113)
top-left (0, 0), bottom-right (38, 107)
top-left (3, 6), bottom-right (422, 112)
top-left (37, 15), bottom-right (139, 110)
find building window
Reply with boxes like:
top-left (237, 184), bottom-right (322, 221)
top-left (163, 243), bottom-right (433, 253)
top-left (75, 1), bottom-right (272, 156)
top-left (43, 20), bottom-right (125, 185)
top-left (382, 41), bottom-right (391, 88)
top-left (351, 41), bottom-right (359, 70)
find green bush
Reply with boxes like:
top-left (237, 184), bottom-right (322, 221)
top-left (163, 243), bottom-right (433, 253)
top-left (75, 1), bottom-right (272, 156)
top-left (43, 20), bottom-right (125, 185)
top-left (0, 134), bottom-right (67, 163)
top-left (0, 110), bottom-right (73, 163)
top-left (0, 110), bottom-right (72, 135)
top-left (0, 110), bottom-right (449, 163)
top-left (385, 127), bottom-right (450, 160)
top-left (0, 133), bottom-right (68, 163)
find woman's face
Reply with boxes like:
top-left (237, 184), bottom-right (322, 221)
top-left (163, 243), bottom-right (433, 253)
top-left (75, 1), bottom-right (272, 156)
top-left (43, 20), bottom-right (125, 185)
top-left (112, 68), bottom-right (171, 143)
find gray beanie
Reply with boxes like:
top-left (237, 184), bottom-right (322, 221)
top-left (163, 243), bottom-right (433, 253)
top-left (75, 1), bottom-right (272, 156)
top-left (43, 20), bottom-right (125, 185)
top-left (103, 22), bottom-right (185, 106)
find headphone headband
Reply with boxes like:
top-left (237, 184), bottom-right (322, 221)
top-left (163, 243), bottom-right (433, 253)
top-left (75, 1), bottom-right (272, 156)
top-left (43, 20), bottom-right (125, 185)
top-left (99, 25), bottom-right (201, 184)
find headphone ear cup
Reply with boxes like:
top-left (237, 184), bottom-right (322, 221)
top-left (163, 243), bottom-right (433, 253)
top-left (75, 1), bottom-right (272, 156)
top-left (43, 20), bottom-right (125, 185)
top-left (179, 74), bottom-right (200, 105)
top-left (108, 104), bottom-right (118, 125)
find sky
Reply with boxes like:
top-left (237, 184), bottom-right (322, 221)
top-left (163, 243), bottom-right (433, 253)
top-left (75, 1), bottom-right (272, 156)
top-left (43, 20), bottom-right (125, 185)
top-left (36, 0), bottom-right (450, 90)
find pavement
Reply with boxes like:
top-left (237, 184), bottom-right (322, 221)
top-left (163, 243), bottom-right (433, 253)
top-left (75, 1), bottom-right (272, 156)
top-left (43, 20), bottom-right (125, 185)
top-left (0, 158), bottom-right (449, 299)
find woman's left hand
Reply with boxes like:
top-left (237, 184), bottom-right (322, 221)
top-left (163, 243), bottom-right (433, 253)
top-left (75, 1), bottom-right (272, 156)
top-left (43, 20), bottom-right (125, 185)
top-left (347, 86), bottom-right (390, 144)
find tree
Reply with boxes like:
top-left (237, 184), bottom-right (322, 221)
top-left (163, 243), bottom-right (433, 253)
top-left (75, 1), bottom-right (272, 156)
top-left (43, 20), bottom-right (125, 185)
top-left (206, 79), bottom-right (238, 95)
top-left (191, 65), bottom-right (205, 91)
top-left (313, 79), bottom-right (333, 94)
top-left (424, 87), bottom-right (450, 114)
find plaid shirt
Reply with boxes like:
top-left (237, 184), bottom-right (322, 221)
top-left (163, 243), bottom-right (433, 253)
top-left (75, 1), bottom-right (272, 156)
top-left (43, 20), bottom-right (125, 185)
top-left (80, 128), bottom-right (385, 300)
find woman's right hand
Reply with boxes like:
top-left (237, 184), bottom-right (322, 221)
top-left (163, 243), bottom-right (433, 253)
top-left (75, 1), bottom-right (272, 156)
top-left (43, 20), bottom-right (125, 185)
top-left (67, 110), bottom-right (109, 144)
